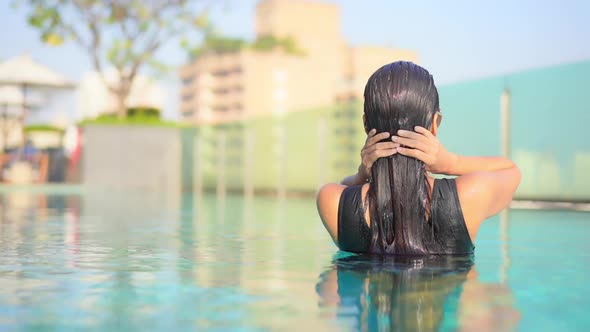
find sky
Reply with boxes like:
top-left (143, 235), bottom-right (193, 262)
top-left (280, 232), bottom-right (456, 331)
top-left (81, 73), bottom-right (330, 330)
top-left (0, 0), bottom-right (589, 121)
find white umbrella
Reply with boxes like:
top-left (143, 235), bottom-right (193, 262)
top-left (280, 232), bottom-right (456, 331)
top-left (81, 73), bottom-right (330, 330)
top-left (0, 86), bottom-right (39, 151)
top-left (0, 54), bottom-right (74, 151)
top-left (0, 54), bottom-right (74, 88)
top-left (0, 86), bottom-right (39, 109)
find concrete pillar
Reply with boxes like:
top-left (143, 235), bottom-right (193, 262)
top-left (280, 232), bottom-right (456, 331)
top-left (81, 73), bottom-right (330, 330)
top-left (277, 124), bottom-right (287, 200)
top-left (317, 115), bottom-right (327, 187)
top-left (194, 133), bottom-right (203, 199)
top-left (243, 127), bottom-right (254, 198)
top-left (500, 89), bottom-right (511, 159)
top-left (499, 88), bottom-right (512, 283)
top-left (216, 130), bottom-right (226, 200)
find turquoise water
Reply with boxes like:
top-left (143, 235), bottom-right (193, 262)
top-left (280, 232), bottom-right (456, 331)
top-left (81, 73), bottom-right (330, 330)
top-left (0, 190), bottom-right (589, 331)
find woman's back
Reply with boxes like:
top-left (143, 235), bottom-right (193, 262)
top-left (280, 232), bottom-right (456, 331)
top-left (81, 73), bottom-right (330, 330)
top-left (338, 178), bottom-right (474, 255)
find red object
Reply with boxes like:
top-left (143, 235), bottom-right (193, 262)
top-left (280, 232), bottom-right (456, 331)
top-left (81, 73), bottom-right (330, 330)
top-left (69, 127), bottom-right (82, 167)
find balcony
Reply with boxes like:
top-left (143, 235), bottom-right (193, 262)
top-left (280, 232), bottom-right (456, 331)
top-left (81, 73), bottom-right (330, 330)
top-left (181, 76), bottom-right (195, 86)
top-left (181, 93), bottom-right (194, 102)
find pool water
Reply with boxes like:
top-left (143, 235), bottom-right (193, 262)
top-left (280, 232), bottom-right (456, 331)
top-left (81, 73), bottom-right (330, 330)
top-left (0, 190), bottom-right (589, 331)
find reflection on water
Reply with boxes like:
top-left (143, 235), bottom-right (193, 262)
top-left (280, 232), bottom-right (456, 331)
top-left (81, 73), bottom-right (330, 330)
top-left (316, 254), bottom-right (520, 332)
top-left (0, 190), bottom-right (589, 331)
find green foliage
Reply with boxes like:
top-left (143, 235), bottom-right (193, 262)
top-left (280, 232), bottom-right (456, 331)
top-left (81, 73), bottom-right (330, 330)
top-left (24, 124), bottom-right (65, 134)
top-left (249, 35), bottom-right (276, 51)
top-left (127, 106), bottom-right (161, 118)
top-left (26, 4), bottom-right (63, 45)
top-left (79, 109), bottom-right (182, 128)
top-left (279, 36), bottom-right (305, 55)
top-left (190, 34), bottom-right (306, 59)
top-left (250, 35), bottom-right (305, 55)
top-left (193, 12), bottom-right (210, 30)
top-left (190, 35), bottom-right (247, 58)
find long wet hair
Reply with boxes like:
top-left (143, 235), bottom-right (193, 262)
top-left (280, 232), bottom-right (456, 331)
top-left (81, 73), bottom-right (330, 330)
top-left (363, 61), bottom-right (439, 255)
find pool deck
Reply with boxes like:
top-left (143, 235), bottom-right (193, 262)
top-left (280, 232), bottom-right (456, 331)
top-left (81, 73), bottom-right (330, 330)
top-left (0, 184), bottom-right (84, 195)
top-left (510, 200), bottom-right (590, 212)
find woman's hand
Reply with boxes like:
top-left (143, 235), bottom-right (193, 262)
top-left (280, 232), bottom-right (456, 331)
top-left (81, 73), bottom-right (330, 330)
top-left (358, 129), bottom-right (400, 181)
top-left (392, 126), bottom-right (455, 174)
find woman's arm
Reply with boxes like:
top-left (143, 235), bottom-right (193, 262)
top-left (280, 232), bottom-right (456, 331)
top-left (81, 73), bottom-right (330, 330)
top-left (435, 153), bottom-right (517, 176)
top-left (340, 129), bottom-right (399, 186)
top-left (317, 183), bottom-right (346, 244)
top-left (393, 126), bottom-right (521, 239)
top-left (340, 166), bottom-right (366, 186)
top-left (392, 127), bottom-right (516, 175)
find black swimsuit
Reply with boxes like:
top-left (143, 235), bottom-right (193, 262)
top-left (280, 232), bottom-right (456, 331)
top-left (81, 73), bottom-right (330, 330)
top-left (337, 178), bottom-right (475, 255)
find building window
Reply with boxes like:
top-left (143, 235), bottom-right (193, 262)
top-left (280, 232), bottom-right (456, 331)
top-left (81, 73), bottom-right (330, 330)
top-left (212, 70), bottom-right (230, 78)
top-left (182, 75), bottom-right (195, 85)
top-left (212, 106), bottom-right (230, 113)
top-left (213, 87), bottom-right (230, 95)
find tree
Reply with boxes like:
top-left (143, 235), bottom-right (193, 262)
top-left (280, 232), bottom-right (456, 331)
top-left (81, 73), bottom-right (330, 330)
top-left (17, 0), bottom-right (213, 119)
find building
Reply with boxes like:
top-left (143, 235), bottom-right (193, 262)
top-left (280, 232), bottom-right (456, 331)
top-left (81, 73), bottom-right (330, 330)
top-left (179, 0), bottom-right (417, 124)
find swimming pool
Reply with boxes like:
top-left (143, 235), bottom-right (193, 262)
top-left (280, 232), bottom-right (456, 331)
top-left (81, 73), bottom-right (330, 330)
top-left (0, 190), bottom-right (588, 331)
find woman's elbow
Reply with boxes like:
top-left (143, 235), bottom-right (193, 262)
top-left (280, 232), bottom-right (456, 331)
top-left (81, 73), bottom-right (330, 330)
top-left (509, 163), bottom-right (522, 195)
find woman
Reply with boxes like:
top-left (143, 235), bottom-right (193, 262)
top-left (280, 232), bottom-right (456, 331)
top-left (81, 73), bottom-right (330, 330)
top-left (317, 61), bottom-right (521, 255)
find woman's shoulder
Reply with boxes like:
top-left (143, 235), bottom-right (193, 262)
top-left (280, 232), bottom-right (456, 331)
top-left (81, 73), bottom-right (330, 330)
top-left (316, 183), bottom-right (347, 244)
top-left (317, 183), bottom-right (368, 202)
top-left (317, 183), bottom-right (348, 212)
top-left (317, 183), bottom-right (367, 245)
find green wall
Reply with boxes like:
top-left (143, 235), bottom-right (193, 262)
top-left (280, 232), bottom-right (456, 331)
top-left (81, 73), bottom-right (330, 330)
top-left (191, 103), bottom-right (365, 193)
top-left (439, 60), bottom-right (590, 200)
